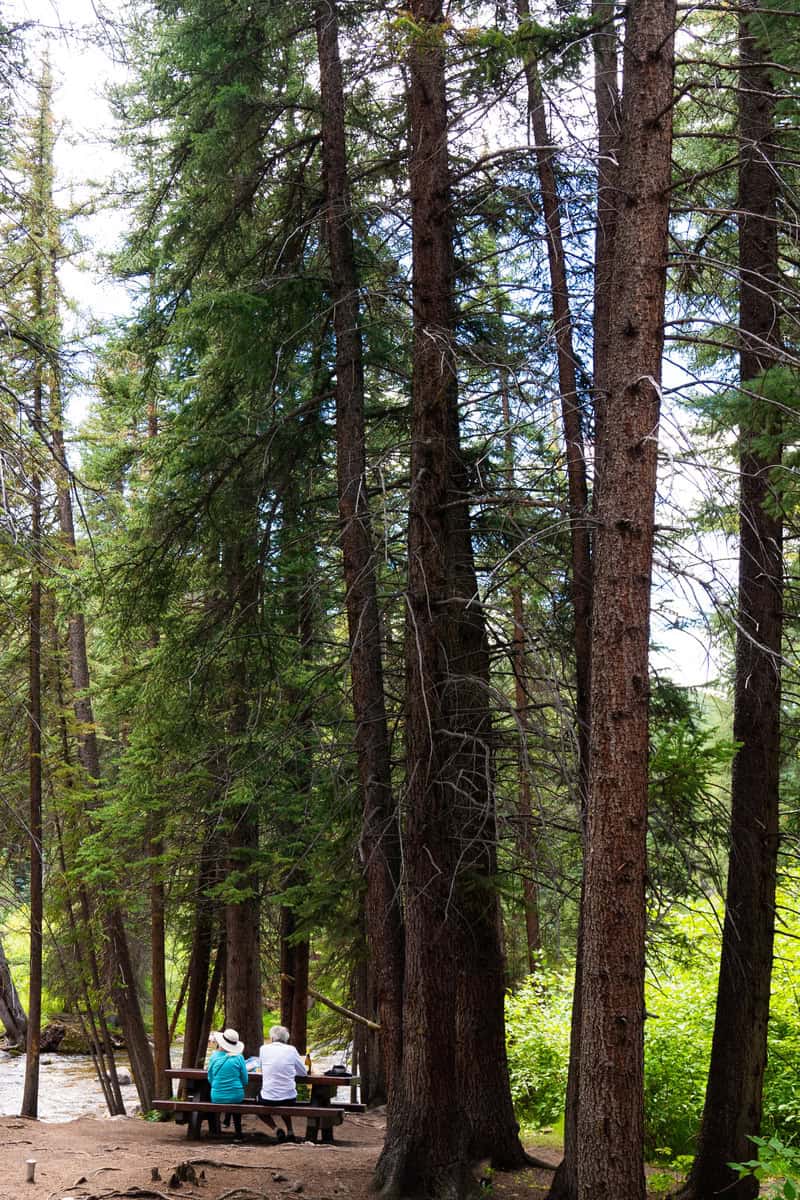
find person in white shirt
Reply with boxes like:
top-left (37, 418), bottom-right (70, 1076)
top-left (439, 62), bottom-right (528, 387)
top-left (257, 1024), bottom-right (307, 1141)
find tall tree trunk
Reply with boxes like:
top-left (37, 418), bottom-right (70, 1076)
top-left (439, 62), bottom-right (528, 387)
top-left (21, 361), bottom-right (43, 1120)
top-left (51, 625), bottom-right (126, 1115)
top-left (515, 6), bottom-right (602, 1191)
top-left (223, 783), bottom-right (261, 1057)
top-left (150, 827), bottom-right (171, 1102)
top-left (21, 64), bottom-right (53, 1119)
top-left (50, 350), bottom-right (155, 1113)
top-left (375, 5), bottom-right (524, 1194)
top-left (314, 0), bottom-right (404, 1104)
top-left (675, 10), bottom-right (783, 1198)
top-left (182, 827), bottom-right (219, 1069)
top-left (280, 909), bottom-right (309, 1054)
top-left (517, 0), bottom-right (592, 789)
top-left (223, 541), bottom-right (262, 1058)
top-left (550, 5), bottom-right (623, 1195)
top-left (575, 0), bottom-right (676, 1195)
top-left (352, 945), bottom-right (385, 1106)
top-left (144, 391), bottom-right (171, 1103)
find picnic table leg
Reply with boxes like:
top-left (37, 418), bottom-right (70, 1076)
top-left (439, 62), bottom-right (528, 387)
top-left (188, 1110), bottom-right (202, 1141)
top-left (305, 1115), bottom-right (320, 1144)
top-left (309, 1085), bottom-right (336, 1145)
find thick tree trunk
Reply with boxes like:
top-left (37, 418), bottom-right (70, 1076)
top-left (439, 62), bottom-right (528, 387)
top-left (0, 939), bottom-right (27, 1045)
top-left (575, 0), bottom-right (676, 1197)
top-left (675, 11), bottom-right (783, 1199)
top-left (375, 5), bottom-right (523, 1194)
top-left (315, 0), bottom-right (404, 1103)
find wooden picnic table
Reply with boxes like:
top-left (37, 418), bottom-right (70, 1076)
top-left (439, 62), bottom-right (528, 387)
top-left (159, 1067), bottom-right (363, 1142)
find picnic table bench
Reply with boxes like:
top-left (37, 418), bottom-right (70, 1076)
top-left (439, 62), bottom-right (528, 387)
top-left (153, 1068), bottom-right (364, 1142)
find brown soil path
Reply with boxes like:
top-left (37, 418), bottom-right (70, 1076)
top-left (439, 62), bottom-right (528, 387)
top-left (0, 1113), bottom-right (674, 1200)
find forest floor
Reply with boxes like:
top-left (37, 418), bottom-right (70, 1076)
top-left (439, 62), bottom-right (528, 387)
top-left (0, 1110), bottom-right (676, 1200)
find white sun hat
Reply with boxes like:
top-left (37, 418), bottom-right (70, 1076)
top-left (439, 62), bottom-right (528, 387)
top-left (212, 1028), bottom-right (245, 1055)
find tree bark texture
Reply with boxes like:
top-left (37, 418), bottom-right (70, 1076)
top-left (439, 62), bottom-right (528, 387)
top-left (548, 4), bottom-right (618, 1194)
top-left (676, 10), bottom-right (783, 1198)
top-left (375, 5), bottom-right (523, 1194)
top-left (590, 0), bottom-right (622, 448)
top-left (576, 0), bottom-right (676, 1197)
top-left (315, 0), bottom-right (404, 1105)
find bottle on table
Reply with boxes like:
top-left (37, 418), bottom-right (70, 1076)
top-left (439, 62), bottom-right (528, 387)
top-left (304, 1051), bottom-right (312, 1074)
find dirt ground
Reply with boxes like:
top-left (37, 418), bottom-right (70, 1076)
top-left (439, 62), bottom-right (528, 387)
top-left (1, 1110), bottom-right (678, 1200)
top-left (0, 1110), bottom-right (566, 1200)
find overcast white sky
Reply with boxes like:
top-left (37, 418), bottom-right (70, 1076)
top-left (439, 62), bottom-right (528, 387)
top-left (11, 0), bottom-right (130, 320)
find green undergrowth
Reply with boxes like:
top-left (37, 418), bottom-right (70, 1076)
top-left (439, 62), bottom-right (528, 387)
top-left (506, 894), bottom-right (800, 1158)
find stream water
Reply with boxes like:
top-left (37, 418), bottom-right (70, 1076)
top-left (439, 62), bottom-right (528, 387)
top-left (0, 1049), bottom-right (351, 1122)
top-left (0, 1049), bottom-right (140, 1122)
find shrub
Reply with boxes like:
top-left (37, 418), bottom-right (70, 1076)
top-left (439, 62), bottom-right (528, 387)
top-left (505, 969), bottom-right (571, 1129)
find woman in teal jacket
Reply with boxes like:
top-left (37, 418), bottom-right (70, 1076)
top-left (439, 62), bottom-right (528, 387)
top-left (208, 1029), bottom-right (249, 1135)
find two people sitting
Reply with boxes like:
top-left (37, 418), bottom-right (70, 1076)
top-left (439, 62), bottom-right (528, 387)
top-left (207, 1023), bottom-right (307, 1142)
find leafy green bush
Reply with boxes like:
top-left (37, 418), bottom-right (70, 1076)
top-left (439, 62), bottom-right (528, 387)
top-left (643, 925), bottom-right (717, 1157)
top-left (730, 1134), bottom-right (800, 1199)
top-left (504, 897), bottom-right (800, 1156)
top-left (505, 969), bottom-right (571, 1129)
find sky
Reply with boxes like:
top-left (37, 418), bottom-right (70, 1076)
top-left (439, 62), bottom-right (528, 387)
top-left (11, 0), bottom-right (131, 321)
top-left (7, 0), bottom-right (725, 690)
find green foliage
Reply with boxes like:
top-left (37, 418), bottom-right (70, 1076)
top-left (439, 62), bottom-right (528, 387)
top-left (642, 914), bottom-right (719, 1156)
top-left (505, 968), bottom-right (572, 1128)
top-left (505, 900), bottom-right (800, 1154)
top-left (730, 1135), bottom-right (800, 1200)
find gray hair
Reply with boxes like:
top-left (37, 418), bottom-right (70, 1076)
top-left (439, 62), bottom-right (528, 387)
top-left (269, 1025), bottom-right (290, 1043)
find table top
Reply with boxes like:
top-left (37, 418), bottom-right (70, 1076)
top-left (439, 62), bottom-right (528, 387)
top-left (165, 1067), bottom-right (359, 1086)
